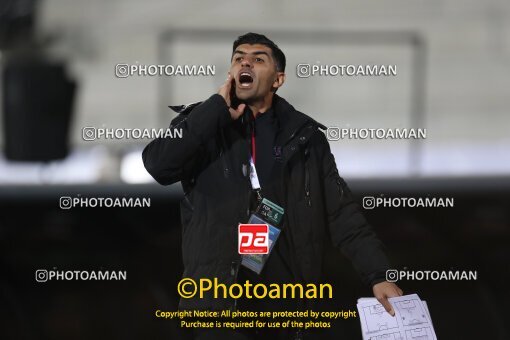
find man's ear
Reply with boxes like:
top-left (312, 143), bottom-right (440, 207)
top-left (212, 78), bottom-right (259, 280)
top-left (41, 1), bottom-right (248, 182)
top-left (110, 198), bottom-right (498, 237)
top-left (272, 72), bottom-right (286, 92)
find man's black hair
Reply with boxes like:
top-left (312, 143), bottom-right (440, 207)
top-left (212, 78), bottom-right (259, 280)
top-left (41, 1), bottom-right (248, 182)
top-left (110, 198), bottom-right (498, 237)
top-left (232, 32), bottom-right (286, 72)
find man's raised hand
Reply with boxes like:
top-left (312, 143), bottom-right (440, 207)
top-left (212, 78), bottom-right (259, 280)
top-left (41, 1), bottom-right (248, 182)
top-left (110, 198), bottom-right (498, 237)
top-left (218, 74), bottom-right (246, 120)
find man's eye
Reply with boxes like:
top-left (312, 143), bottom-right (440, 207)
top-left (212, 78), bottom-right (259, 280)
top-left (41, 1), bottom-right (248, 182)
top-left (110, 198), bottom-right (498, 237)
top-left (235, 57), bottom-right (242, 62)
top-left (255, 58), bottom-right (264, 62)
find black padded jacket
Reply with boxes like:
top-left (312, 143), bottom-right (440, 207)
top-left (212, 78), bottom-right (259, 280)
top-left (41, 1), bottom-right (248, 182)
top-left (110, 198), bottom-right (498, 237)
top-left (142, 93), bottom-right (390, 311)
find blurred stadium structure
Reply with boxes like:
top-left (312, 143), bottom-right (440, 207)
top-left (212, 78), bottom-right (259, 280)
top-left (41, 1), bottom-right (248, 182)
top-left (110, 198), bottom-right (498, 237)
top-left (0, 1), bottom-right (509, 339)
top-left (0, 0), bottom-right (509, 182)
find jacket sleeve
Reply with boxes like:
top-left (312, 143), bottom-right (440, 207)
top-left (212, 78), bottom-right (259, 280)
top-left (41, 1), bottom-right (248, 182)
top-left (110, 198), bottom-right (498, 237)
top-left (316, 131), bottom-right (390, 287)
top-left (142, 94), bottom-right (232, 185)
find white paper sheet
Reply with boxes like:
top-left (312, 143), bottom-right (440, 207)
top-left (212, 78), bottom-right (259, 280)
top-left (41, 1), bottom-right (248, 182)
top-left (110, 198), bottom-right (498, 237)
top-left (357, 294), bottom-right (437, 340)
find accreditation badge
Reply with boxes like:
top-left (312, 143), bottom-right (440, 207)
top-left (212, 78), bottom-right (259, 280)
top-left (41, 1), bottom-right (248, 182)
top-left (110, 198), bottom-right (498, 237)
top-left (256, 198), bottom-right (284, 226)
top-left (240, 199), bottom-right (284, 274)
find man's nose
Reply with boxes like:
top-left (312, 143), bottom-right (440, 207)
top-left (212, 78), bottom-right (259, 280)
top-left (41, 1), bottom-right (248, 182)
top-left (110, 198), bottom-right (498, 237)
top-left (241, 58), bottom-right (252, 68)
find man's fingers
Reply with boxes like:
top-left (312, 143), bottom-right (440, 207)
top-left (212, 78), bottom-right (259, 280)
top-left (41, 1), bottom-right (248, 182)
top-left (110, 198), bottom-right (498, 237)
top-left (221, 72), bottom-right (245, 120)
top-left (372, 282), bottom-right (403, 316)
top-left (229, 103), bottom-right (245, 120)
top-left (236, 103), bottom-right (246, 114)
top-left (218, 74), bottom-right (232, 106)
top-left (385, 288), bottom-right (401, 298)
top-left (377, 296), bottom-right (395, 316)
top-left (224, 73), bottom-right (232, 84)
top-left (224, 74), bottom-right (234, 94)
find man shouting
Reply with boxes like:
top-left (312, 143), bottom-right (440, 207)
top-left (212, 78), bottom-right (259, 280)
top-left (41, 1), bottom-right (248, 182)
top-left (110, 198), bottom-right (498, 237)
top-left (143, 32), bottom-right (402, 340)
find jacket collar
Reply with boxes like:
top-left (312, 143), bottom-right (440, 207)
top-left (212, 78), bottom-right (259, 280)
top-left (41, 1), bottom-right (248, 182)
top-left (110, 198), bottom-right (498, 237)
top-left (168, 94), bottom-right (327, 146)
top-left (271, 94), bottom-right (326, 146)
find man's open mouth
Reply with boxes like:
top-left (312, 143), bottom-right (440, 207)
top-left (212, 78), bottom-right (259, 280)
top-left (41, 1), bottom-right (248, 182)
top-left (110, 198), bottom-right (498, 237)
top-left (238, 71), bottom-right (254, 88)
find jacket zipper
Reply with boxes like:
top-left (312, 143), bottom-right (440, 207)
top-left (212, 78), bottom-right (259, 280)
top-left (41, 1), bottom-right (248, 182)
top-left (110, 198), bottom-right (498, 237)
top-left (304, 147), bottom-right (311, 207)
top-left (304, 167), bottom-right (311, 207)
top-left (334, 169), bottom-right (345, 199)
top-left (219, 130), bottom-right (230, 178)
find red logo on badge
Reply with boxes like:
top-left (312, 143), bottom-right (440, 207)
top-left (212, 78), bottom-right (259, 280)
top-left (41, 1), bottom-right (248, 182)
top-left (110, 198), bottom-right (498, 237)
top-left (238, 224), bottom-right (269, 254)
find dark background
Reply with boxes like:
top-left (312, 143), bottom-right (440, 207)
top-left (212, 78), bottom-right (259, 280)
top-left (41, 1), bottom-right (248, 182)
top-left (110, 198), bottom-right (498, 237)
top-left (1, 179), bottom-right (508, 339)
